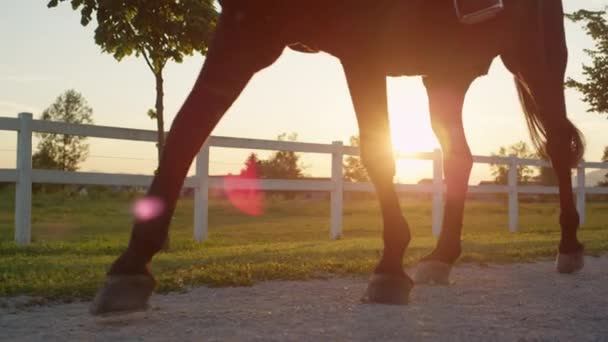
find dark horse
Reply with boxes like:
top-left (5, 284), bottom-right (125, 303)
top-left (91, 0), bottom-right (585, 314)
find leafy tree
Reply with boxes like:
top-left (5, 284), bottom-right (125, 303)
top-left (236, 134), bottom-right (305, 180)
top-left (47, 0), bottom-right (218, 164)
top-left (259, 133), bottom-right (305, 180)
top-left (565, 10), bottom-right (608, 117)
top-left (536, 162), bottom-right (559, 186)
top-left (236, 134), bottom-right (304, 199)
top-left (343, 135), bottom-right (369, 182)
top-left (240, 153), bottom-right (263, 178)
top-left (33, 90), bottom-right (93, 172)
top-left (32, 143), bottom-right (62, 171)
top-left (490, 141), bottom-right (535, 184)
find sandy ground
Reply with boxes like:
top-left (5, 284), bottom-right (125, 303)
top-left (1, 256), bottom-right (608, 342)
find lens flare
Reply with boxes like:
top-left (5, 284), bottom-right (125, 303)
top-left (132, 196), bottom-right (165, 221)
top-left (223, 164), bottom-right (264, 216)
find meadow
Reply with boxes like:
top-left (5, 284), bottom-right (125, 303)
top-left (1, 188), bottom-right (607, 302)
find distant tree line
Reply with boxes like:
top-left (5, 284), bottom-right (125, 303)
top-left (490, 141), bottom-right (608, 187)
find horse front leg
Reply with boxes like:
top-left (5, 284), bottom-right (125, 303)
top-left (89, 12), bottom-right (285, 315)
top-left (343, 62), bottom-right (413, 304)
top-left (88, 68), bottom-right (252, 316)
top-left (414, 75), bottom-right (474, 285)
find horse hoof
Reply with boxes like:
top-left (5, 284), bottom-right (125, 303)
top-left (555, 251), bottom-right (584, 274)
top-left (413, 260), bottom-right (453, 285)
top-left (90, 274), bottom-right (156, 316)
top-left (361, 273), bottom-right (413, 305)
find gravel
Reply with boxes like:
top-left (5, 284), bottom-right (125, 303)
top-left (2, 256), bottom-right (608, 342)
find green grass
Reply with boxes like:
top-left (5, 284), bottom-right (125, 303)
top-left (1, 188), bottom-right (607, 301)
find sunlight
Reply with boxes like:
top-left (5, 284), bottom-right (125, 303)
top-left (387, 78), bottom-right (439, 183)
top-left (387, 78), bottom-right (438, 154)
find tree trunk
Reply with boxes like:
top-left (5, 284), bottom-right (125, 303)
top-left (155, 72), bottom-right (165, 164)
top-left (155, 71), bottom-right (170, 251)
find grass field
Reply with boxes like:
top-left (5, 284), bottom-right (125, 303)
top-left (1, 188), bottom-right (607, 302)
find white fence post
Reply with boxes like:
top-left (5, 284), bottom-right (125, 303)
top-left (432, 149), bottom-right (443, 237)
top-left (15, 113), bottom-right (33, 245)
top-left (576, 163), bottom-right (586, 226)
top-left (330, 141), bottom-right (343, 240)
top-left (508, 155), bottom-right (519, 232)
top-left (194, 140), bottom-right (210, 242)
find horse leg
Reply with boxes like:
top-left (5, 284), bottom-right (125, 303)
top-left (89, 71), bottom-right (250, 315)
top-left (342, 63), bottom-right (413, 304)
top-left (90, 19), bottom-right (284, 315)
top-left (413, 75), bottom-right (474, 285)
top-left (502, 44), bottom-right (585, 274)
top-left (517, 75), bottom-right (584, 273)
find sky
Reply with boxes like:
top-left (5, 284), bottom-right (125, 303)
top-left (0, 0), bottom-right (607, 184)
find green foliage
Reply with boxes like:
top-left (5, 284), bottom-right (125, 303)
top-left (236, 134), bottom-right (305, 199)
top-left (47, 0), bottom-right (218, 69)
top-left (33, 90), bottom-right (93, 172)
top-left (239, 153), bottom-right (262, 177)
top-left (147, 108), bottom-right (157, 120)
top-left (343, 135), bottom-right (369, 182)
top-left (259, 133), bottom-right (305, 180)
top-left (47, 0), bottom-right (218, 163)
top-left (490, 141), bottom-right (536, 184)
top-left (565, 10), bottom-right (608, 116)
top-left (536, 164), bottom-right (559, 186)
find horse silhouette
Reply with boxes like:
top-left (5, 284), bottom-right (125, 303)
top-left (91, 0), bottom-right (585, 314)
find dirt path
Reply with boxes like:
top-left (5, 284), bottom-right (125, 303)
top-left (2, 257), bottom-right (608, 342)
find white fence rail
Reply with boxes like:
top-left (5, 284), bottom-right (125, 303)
top-left (1, 112), bottom-right (608, 245)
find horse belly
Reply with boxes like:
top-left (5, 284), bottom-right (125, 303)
top-left (378, 1), bottom-right (499, 77)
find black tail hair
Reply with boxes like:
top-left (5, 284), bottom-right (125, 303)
top-left (514, 79), bottom-right (584, 168)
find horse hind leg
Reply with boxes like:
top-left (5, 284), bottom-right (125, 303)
top-left (502, 51), bottom-right (585, 274)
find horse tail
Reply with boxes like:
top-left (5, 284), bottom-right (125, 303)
top-left (514, 78), bottom-right (584, 168)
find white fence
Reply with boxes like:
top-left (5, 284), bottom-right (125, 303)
top-left (1, 112), bottom-right (608, 245)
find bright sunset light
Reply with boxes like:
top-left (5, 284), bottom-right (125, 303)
top-left (387, 78), bottom-right (439, 154)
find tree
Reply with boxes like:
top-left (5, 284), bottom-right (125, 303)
top-left (259, 133), bottom-right (305, 180)
top-left (565, 10), bottom-right (608, 117)
top-left (32, 143), bottom-right (62, 171)
top-left (47, 0), bottom-right (218, 164)
top-left (343, 135), bottom-right (369, 182)
top-left (490, 141), bottom-right (535, 184)
top-left (33, 90), bottom-right (93, 172)
top-left (240, 153), bottom-right (263, 178)
top-left (536, 162), bottom-right (559, 186)
top-left (236, 134), bottom-right (305, 199)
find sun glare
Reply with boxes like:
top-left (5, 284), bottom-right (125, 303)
top-left (386, 78), bottom-right (439, 183)
top-left (386, 78), bottom-right (438, 154)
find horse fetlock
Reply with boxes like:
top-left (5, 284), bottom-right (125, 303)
top-left (108, 250), bottom-right (152, 276)
top-left (426, 242), bottom-right (462, 264)
top-left (558, 240), bottom-right (584, 255)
